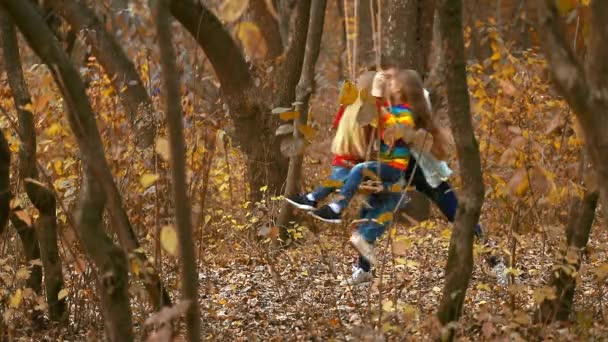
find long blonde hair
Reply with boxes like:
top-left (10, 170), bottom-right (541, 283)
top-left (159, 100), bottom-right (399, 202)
top-left (331, 71), bottom-right (375, 158)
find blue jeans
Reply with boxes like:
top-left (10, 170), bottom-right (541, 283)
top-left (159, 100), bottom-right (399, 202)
top-left (403, 159), bottom-right (484, 238)
top-left (356, 191), bottom-right (402, 272)
top-left (310, 166), bottom-right (351, 201)
top-left (336, 161), bottom-right (403, 210)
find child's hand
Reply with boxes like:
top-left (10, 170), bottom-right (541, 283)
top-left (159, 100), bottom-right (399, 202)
top-left (371, 71), bottom-right (387, 98)
top-left (382, 124), bottom-right (402, 146)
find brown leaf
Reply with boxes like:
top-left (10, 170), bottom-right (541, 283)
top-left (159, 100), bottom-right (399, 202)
top-left (529, 166), bottom-right (551, 197)
top-left (499, 147), bottom-right (517, 166)
top-left (507, 167), bottom-right (529, 197)
top-left (482, 321), bottom-right (495, 338)
top-left (499, 79), bottom-right (516, 96)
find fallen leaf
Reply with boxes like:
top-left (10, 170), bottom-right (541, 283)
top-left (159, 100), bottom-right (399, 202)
top-left (140, 173), bottom-right (160, 188)
top-left (155, 137), bottom-right (170, 161)
top-left (279, 111), bottom-right (300, 121)
top-left (338, 81), bottom-right (358, 105)
top-left (58, 288), bottom-right (69, 301)
top-left (10, 289), bottom-right (22, 308)
top-left (161, 225), bottom-right (178, 256)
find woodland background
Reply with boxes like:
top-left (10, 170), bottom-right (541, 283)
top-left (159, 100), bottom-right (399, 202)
top-left (0, 0), bottom-right (607, 341)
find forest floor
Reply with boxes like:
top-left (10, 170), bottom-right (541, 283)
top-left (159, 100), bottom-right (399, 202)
top-left (175, 212), bottom-right (608, 341)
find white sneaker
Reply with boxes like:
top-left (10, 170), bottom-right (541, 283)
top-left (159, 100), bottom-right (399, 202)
top-left (340, 266), bottom-right (373, 286)
top-left (350, 232), bottom-right (376, 265)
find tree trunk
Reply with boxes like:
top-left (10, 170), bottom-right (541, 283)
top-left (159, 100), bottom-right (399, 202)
top-left (356, 0), bottom-right (375, 68)
top-left (155, 0), bottom-right (201, 340)
top-left (76, 166), bottom-right (134, 341)
top-left (9, 212), bottom-right (42, 294)
top-left (171, 0), bottom-right (312, 200)
top-left (436, 0), bottom-right (485, 339)
top-left (381, 0), bottom-right (419, 70)
top-left (0, 7), bottom-right (66, 322)
top-left (539, 189), bottom-right (598, 322)
top-left (249, 0), bottom-right (283, 58)
top-left (0, 129), bottom-right (9, 235)
top-left (3, 0), bottom-right (170, 315)
top-left (536, 0), bottom-right (608, 220)
top-left (47, 0), bottom-right (157, 148)
top-left (277, 0), bottom-right (327, 229)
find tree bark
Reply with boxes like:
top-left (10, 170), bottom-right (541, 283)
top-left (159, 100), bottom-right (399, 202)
top-left (0, 7), bottom-right (66, 322)
top-left (9, 211), bottom-right (42, 294)
top-left (536, 0), bottom-right (608, 220)
top-left (249, 0), bottom-right (283, 59)
top-left (171, 0), bottom-right (312, 200)
top-left (277, 0), bottom-right (327, 229)
top-left (0, 128), bottom-right (9, 235)
top-left (381, 0), bottom-right (419, 70)
top-left (77, 166), bottom-right (134, 341)
top-left (155, 1), bottom-right (201, 340)
top-left (539, 189), bottom-right (598, 322)
top-left (47, 0), bottom-right (157, 148)
top-left (2, 0), bottom-right (170, 315)
top-left (436, 0), bottom-right (485, 338)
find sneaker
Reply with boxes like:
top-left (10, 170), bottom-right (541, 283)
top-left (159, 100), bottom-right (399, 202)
top-left (350, 232), bottom-right (376, 265)
top-left (285, 193), bottom-right (317, 211)
top-left (340, 266), bottom-right (373, 286)
top-left (310, 205), bottom-right (342, 224)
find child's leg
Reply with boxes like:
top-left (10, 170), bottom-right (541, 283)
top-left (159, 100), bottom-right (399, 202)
top-left (407, 164), bottom-right (484, 238)
top-left (336, 161), bottom-right (403, 211)
top-left (353, 192), bottom-right (401, 267)
top-left (308, 166), bottom-right (351, 201)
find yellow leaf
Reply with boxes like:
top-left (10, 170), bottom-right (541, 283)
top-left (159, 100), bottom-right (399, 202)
top-left (161, 225), bottom-right (178, 256)
top-left (476, 283), bottom-right (491, 292)
top-left (382, 300), bottom-right (394, 312)
top-left (140, 173), bottom-right (160, 188)
top-left (130, 258), bottom-right (140, 276)
top-left (155, 137), bottom-right (170, 161)
top-left (320, 179), bottom-right (344, 188)
top-left (490, 52), bottom-right (501, 61)
top-left (279, 111), bottom-right (300, 121)
top-left (58, 288), bottom-right (69, 301)
top-left (297, 124), bottom-right (316, 141)
top-left (237, 22), bottom-right (267, 59)
top-left (16, 267), bottom-right (30, 280)
top-left (219, 0), bottom-right (249, 22)
top-left (45, 123), bottom-right (63, 136)
top-left (339, 81), bottom-right (358, 105)
top-left (389, 183), bottom-right (402, 193)
top-left (19, 103), bottom-right (33, 112)
top-left (204, 215), bottom-right (212, 225)
top-left (375, 211), bottom-right (393, 224)
top-left (10, 289), bottom-right (22, 308)
top-left (361, 168), bottom-right (379, 181)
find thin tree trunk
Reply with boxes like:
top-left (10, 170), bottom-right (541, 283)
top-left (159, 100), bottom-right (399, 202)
top-left (0, 7), bottom-right (66, 322)
top-left (2, 0), bottom-right (170, 316)
top-left (47, 0), bottom-right (157, 148)
top-left (436, 0), bottom-right (485, 339)
top-left (277, 0), bottom-right (327, 229)
top-left (0, 129), bottom-right (9, 235)
top-left (155, 1), bottom-right (201, 340)
top-left (77, 166), bottom-right (134, 341)
top-left (536, 0), bottom-right (608, 220)
top-left (539, 189), bottom-right (598, 322)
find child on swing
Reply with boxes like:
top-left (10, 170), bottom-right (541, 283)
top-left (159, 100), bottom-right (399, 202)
top-left (285, 70), bottom-right (376, 210)
top-left (310, 69), bottom-right (431, 224)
